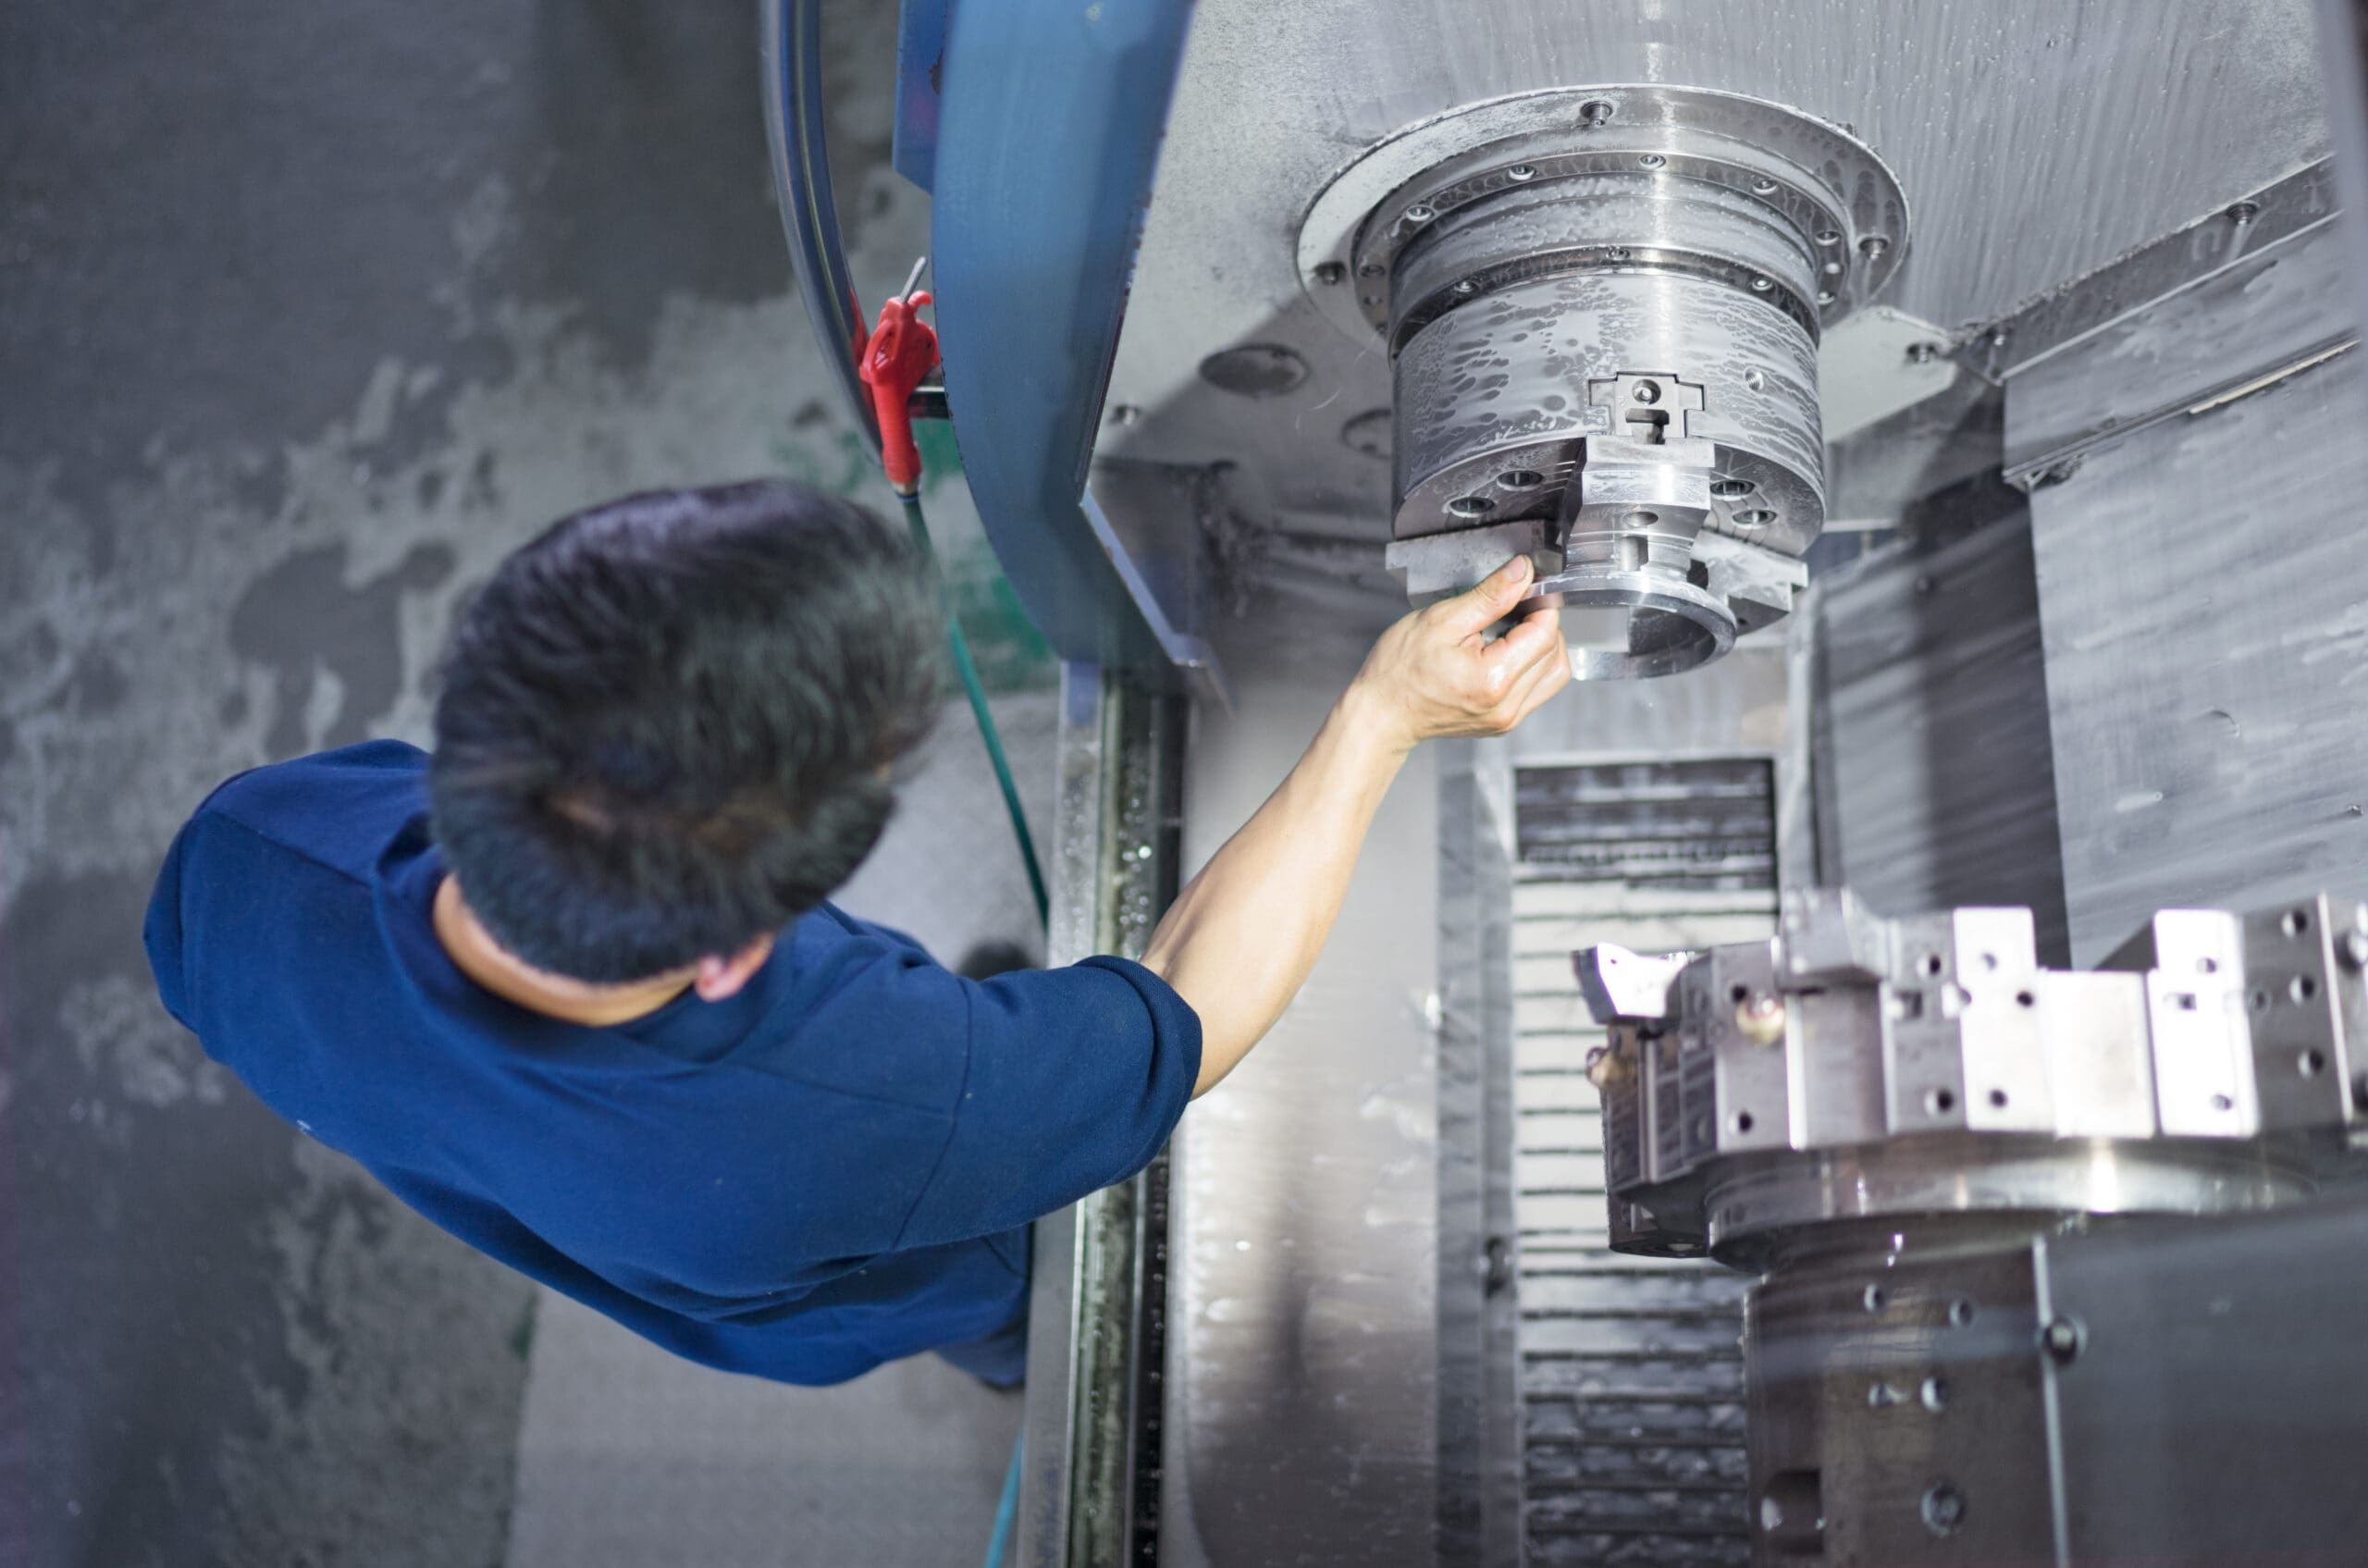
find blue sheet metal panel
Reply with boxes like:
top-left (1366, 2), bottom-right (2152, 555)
top-left (893, 0), bottom-right (950, 193)
top-left (931, 0), bottom-right (1201, 671)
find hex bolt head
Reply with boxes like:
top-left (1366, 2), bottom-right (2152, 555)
top-left (1506, 163), bottom-right (1536, 182)
top-left (2227, 201), bottom-right (2261, 227)
top-left (2041, 1315), bottom-right (2085, 1363)
top-left (1631, 380), bottom-right (1661, 404)
top-left (1580, 99), bottom-right (1615, 127)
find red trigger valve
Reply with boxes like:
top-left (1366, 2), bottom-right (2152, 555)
top-left (858, 290), bottom-right (939, 497)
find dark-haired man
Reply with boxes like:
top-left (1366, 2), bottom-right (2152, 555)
top-left (146, 480), bottom-right (1569, 1388)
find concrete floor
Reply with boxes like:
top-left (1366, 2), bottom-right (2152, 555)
top-left (0, 3), bottom-right (1038, 1562)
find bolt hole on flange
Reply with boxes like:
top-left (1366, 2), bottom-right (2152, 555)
top-left (1446, 495), bottom-right (1494, 519)
top-left (1709, 477), bottom-right (1757, 499)
top-left (1731, 509), bottom-right (1777, 531)
top-left (1496, 469), bottom-right (1546, 490)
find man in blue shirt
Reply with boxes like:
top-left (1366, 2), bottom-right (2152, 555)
top-left (143, 480), bottom-right (1569, 1387)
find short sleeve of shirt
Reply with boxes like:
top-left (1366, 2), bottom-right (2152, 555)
top-left (896, 956), bottom-right (1202, 1248)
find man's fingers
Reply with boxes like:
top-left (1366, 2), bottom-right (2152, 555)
top-left (1434, 555), bottom-right (1537, 639)
top-left (1495, 611), bottom-right (1572, 718)
top-left (1479, 602), bottom-right (1562, 671)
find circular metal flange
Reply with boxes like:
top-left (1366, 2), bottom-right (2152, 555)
top-left (1699, 1135), bottom-right (2316, 1270)
top-left (1295, 84), bottom-right (1909, 346)
top-left (1528, 564), bottom-right (1737, 681)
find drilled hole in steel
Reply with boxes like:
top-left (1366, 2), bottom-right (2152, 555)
top-left (2210, 1093), bottom-right (2235, 1112)
top-left (1815, 228), bottom-right (1843, 246)
top-left (2300, 1048), bottom-right (2329, 1078)
top-left (1446, 496), bottom-right (1494, 519)
top-left (1743, 370), bottom-right (1768, 392)
top-left (1921, 1483), bottom-right (1967, 1538)
top-left (1497, 469), bottom-right (1546, 490)
top-left (1733, 1111), bottom-right (1755, 1134)
top-left (2198, 956), bottom-right (2220, 974)
top-left (2016, 990), bottom-right (2037, 1008)
top-left (2292, 974), bottom-right (2320, 1004)
top-left (1623, 509), bottom-right (1660, 527)
top-left (1919, 952), bottom-right (1944, 977)
top-left (1710, 478), bottom-right (1757, 500)
top-left (2251, 988), bottom-right (2273, 1012)
top-left (1947, 1299), bottom-right (1976, 1327)
top-left (1920, 1377), bottom-right (1950, 1413)
top-left (1988, 1088), bottom-right (2008, 1109)
top-left (1638, 153), bottom-right (1667, 170)
top-left (1732, 509), bottom-right (1777, 530)
top-left (1863, 1285), bottom-right (1886, 1314)
top-left (1751, 177), bottom-right (1779, 195)
top-left (2285, 908), bottom-right (2312, 936)
top-left (1925, 1087), bottom-right (1957, 1117)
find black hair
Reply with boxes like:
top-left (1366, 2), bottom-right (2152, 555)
top-left (429, 480), bottom-right (939, 983)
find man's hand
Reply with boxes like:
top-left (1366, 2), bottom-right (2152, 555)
top-left (1341, 556), bottom-right (1572, 757)
top-left (1141, 552), bottom-right (1572, 1096)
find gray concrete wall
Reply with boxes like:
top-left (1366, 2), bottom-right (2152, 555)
top-left (0, 4), bottom-right (1036, 1562)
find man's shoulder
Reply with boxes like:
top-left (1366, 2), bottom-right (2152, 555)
top-left (192, 739), bottom-right (432, 884)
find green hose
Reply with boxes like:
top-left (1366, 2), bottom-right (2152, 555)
top-left (898, 490), bottom-right (1051, 932)
top-left (899, 487), bottom-right (1038, 1568)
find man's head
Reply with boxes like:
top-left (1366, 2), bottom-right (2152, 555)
top-left (430, 480), bottom-right (938, 987)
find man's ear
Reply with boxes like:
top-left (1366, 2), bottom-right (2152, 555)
top-left (693, 933), bottom-right (775, 1002)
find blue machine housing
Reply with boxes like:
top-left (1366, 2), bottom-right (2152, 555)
top-left (767, 0), bottom-right (1216, 687)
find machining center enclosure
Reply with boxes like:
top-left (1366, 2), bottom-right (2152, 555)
top-left (774, 2), bottom-right (2368, 1564)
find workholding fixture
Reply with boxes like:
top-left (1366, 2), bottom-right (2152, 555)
top-left (1580, 891), bottom-right (2368, 1564)
top-left (1298, 87), bottom-right (1908, 678)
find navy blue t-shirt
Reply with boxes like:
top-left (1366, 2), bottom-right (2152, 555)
top-left (142, 741), bottom-right (1201, 1385)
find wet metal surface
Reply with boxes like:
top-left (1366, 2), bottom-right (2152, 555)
top-left (1807, 515), bottom-right (2070, 962)
top-left (2028, 352), bottom-right (2368, 964)
top-left (1161, 613), bottom-right (1442, 1567)
top-left (1098, 0), bottom-right (2330, 586)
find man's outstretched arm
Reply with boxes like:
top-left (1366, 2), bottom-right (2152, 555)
top-left (1141, 556), bottom-right (1572, 1097)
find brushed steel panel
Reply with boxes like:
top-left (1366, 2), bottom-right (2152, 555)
top-left (1809, 514), bottom-right (2071, 962)
top-left (1161, 614), bottom-right (1442, 1568)
top-left (2028, 352), bottom-right (2368, 964)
